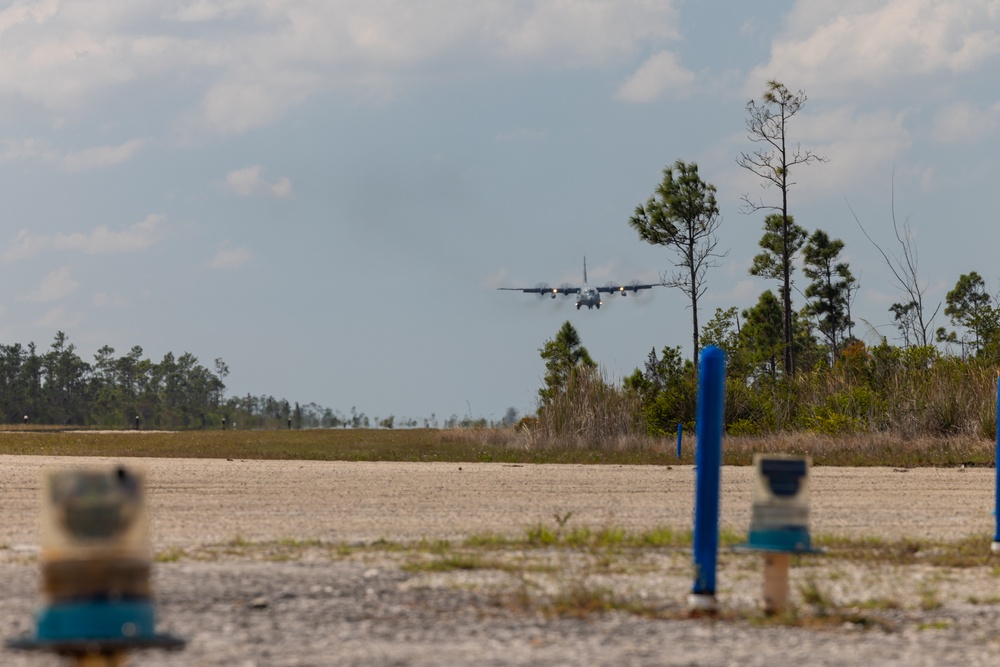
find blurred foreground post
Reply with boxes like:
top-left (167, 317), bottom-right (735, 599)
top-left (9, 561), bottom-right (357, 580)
top-left (735, 454), bottom-right (822, 614)
top-left (6, 466), bottom-right (184, 665)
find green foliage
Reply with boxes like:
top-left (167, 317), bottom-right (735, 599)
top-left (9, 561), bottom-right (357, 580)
top-left (625, 346), bottom-right (695, 436)
top-left (749, 213), bottom-right (808, 282)
top-left (802, 229), bottom-right (856, 359)
top-left (724, 378), bottom-right (777, 435)
top-left (629, 159), bottom-right (724, 366)
top-left (538, 321), bottom-right (596, 404)
top-left (939, 271), bottom-right (1000, 359)
top-left (739, 290), bottom-right (784, 377)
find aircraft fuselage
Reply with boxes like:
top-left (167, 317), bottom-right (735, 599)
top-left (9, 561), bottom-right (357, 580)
top-left (576, 287), bottom-right (601, 310)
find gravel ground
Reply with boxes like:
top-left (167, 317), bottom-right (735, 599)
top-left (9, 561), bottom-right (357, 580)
top-left (0, 456), bottom-right (996, 666)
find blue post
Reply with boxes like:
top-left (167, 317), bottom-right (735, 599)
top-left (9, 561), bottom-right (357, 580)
top-left (993, 375), bottom-right (1000, 553)
top-left (676, 423), bottom-right (683, 460)
top-left (690, 345), bottom-right (725, 609)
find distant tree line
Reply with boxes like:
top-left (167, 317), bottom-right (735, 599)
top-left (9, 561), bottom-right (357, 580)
top-left (0, 332), bottom-right (228, 428)
top-left (0, 331), bottom-right (330, 429)
top-left (0, 331), bottom-right (514, 430)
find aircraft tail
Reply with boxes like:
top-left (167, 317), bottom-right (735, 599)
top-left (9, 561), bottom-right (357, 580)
top-left (583, 257), bottom-right (587, 286)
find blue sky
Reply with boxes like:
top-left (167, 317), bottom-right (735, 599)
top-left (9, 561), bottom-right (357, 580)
top-left (0, 0), bottom-right (998, 424)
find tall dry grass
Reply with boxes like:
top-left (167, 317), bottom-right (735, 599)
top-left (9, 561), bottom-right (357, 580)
top-left (457, 427), bottom-right (995, 467)
top-left (533, 367), bottom-right (645, 447)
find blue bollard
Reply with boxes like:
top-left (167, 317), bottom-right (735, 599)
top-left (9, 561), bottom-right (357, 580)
top-left (993, 375), bottom-right (1000, 553)
top-left (689, 345), bottom-right (725, 610)
top-left (676, 423), bottom-right (683, 460)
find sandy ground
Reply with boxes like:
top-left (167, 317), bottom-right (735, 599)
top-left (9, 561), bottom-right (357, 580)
top-left (0, 456), bottom-right (990, 547)
top-left (0, 456), bottom-right (996, 666)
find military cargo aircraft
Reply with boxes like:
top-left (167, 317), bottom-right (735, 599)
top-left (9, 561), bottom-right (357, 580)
top-left (497, 257), bottom-right (658, 310)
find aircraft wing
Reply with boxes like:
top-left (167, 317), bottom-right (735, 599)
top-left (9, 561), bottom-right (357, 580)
top-left (596, 282), bottom-right (659, 295)
top-left (497, 286), bottom-right (582, 295)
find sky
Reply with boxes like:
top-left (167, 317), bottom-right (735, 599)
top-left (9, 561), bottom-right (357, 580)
top-left (0, 0), bottom-right (998, 424)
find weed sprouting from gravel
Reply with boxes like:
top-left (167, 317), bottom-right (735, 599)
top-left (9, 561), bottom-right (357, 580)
top-left (919, 583), bottom-right (942, 611)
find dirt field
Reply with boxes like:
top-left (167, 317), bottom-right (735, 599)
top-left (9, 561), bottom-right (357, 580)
top-left (0, 456), bottom-right (998, 666)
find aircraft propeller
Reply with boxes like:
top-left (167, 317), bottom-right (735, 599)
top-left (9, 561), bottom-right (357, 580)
top-left (606, 282), bottom-right (629, 296)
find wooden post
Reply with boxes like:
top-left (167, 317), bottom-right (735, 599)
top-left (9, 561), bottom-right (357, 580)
top-left (76, 653), bottom-right (127, 667)
top-left (760, 553), bottom-right (791, 614)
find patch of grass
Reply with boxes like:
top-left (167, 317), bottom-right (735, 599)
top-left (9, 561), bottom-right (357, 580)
top-left (746, 600), bottom-right (894, 632)
top-left (967, 595), bottom-right (1000, 605)
top-left (401, 552), bottom-right (555, 575)
top-left (529, 582), bottom-right (663, 619)
top-left (464, 533), bottom-right (514, 549)
top-left (798, 577), bottom-right (835, 611)
top-left (277, 537), bottom-right (325, 548)
top-left (155, 546), bottom-right (186, 562)
top-left (546, 584), bottom-right (617, 617)
top-left (413, 538), bottom-right (451, 554)
top-left (917, 620), bottom-right (951, 630)
top-left (525, 524), bottom-right (559, 546)
top-left (633, 526), bottom-right (689, 547)
top-left (227, 534), bottom-right (253, 548)
top-left (854, 597), bottom-right (902, 611)
top-left (813, 534), bottom-right (995, 568)
top-left (402, 554), bottom-right (486, 572)
top-left (918, 583), bottom-right (942, 611)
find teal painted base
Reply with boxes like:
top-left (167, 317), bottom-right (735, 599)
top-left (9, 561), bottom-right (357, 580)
top-left (37, 600), bottom-right (156, 641)
top-left (734, 528), bottom-right (824, 555)
top-left (6, 600), bottom-right (184, 654)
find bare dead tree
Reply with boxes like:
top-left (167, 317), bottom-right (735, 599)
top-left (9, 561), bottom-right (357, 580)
top-left (846, 177), bottom-right (940, 348)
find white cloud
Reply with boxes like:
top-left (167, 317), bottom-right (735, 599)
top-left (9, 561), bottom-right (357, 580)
top-left (0, 137), bottom-right (145, 171)
top-left (728, 105), bottom-right (912, 198)
top-left (616, 51), bottom-right (694, 102)
top-left (225, 165), bottom-right (293, 198)
top-left (491, 1), bottom-right (680, 66)
top-left (62, 139), bottom-right (146, 172)
top-left (793, 106), bottom-right (912, 192)
top-left (225, 166), bottom-right (263, 197)
top-left (208, 246), bottom-right (252, 270)
top-left (19, 266), bottom-right (79, 303)
top-left (931, 101), bottom-right (1000, 143)
top-left (750, 0), bottom-right (1000, 95)
top-left (271, 176), bottom-right (293, 198)
top-left (2, 214), bottom-right (164, 261)
top-left (0, 2), bottom-right (682, 134)
top-left (34, 304), bottom-right (82, 330)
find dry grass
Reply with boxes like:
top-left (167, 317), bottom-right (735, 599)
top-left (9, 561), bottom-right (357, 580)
top-left (0, 426), bottom-right (991, 467)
